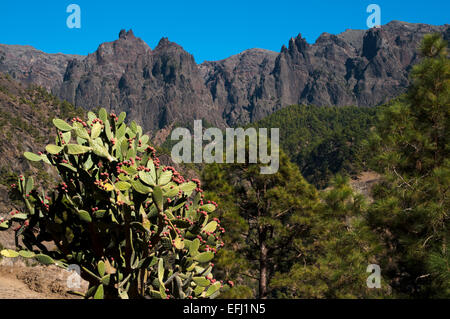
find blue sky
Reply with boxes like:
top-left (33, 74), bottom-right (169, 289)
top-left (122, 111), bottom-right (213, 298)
top-left (0, 1), bottom-right (448, 63)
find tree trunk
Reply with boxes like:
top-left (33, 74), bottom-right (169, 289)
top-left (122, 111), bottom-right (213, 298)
top-left (259, 229), bottom-right (268, 299)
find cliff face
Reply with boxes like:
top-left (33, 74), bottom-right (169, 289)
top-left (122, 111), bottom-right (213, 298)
top-left (59, 30), bottom-right (225, 133)
top-left (200, 48), bottom-right (279, 125)
top-left (217, 21), bottom-right (450, 124)
top-left (1, 21), bottom-right (448, 132)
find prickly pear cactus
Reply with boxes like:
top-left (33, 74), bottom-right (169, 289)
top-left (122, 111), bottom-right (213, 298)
top-left (0, 108), bottom-right (229, 299)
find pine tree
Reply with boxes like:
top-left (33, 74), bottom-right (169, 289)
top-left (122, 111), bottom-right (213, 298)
top-left (270, 175), bottom-right (390, 298)
top-left (201, 163), bottom-right (254, 298)
top-left (202, 150), bottom-right (388, 298)
top-left (202, 150), bottom-right (319, 298)
top-left (367, 34), bottom-right (449, 297)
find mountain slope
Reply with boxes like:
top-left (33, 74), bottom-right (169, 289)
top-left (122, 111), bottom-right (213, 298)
top-left (0, 44), bottom-right (83, 92)
top-left (0, 73), bottom-right (84, 216)
top-left (250, 104), bottom-right (379, 188)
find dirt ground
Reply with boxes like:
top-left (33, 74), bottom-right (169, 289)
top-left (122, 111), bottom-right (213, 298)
top-left (349, 171), bottom-right (381, 201)
top-left (0, 258), bottom-right (88, 299)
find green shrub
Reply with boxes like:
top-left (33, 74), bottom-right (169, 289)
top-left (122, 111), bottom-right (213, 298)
top-left (0, 108), bottom-right (228, 299)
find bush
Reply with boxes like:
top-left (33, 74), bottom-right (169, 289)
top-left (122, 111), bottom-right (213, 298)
top-left (0, 108), bottom-right (228, 299)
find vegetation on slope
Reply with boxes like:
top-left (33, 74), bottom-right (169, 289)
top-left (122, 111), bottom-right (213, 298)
top-left (251, 104), bottom-right (379, 189)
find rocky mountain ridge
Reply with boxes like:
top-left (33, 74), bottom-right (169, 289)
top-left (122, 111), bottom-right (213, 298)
top-left (0, 21), bottom-right (448, 132)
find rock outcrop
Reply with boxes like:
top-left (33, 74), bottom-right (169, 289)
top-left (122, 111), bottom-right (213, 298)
top-left (213, 21), bottom-right (450, 124)
top-left (59, 30), bottom-right (225, 133)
